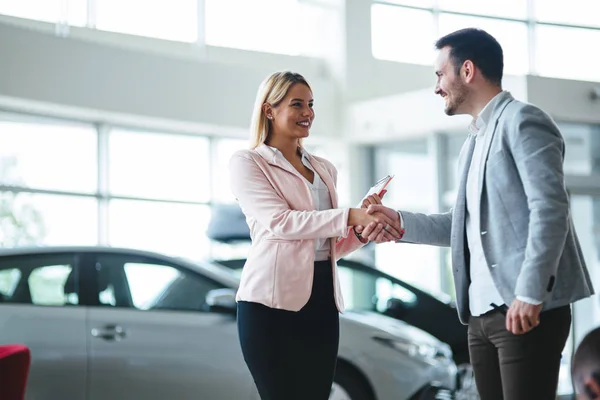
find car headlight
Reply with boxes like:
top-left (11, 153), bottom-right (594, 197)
top-left (373, 336), bottom-right (450, 365)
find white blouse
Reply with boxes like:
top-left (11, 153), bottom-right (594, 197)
top-left (268, 147), bottom-right (333, 261)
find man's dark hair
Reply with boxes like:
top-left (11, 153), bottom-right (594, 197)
top-left (435, 28), bottom-right (503, 86)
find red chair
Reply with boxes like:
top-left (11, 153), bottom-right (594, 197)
top-left (0, 345), bottom-right (31, 400)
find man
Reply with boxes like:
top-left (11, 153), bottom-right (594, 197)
top-left (362, 28), bottom-right (594, 399)
top-left (572, 327), bottom-right (600, 399)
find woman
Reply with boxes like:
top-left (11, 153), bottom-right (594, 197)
top-left (229, 71), bottom-right (399, 400)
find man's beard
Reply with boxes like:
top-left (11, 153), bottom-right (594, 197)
top-left (444, 84), bottom-right (468, 116)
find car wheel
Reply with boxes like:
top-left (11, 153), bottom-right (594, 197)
top-left (330, 364), bottom-right (374, 400)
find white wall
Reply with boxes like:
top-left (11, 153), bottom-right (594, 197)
top-left (0, 17), bottom-right (339, 138)
top-left (527, 76), bottom-right (600, 125)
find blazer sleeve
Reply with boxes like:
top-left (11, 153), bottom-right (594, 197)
top-left (229, 150), bottom-right (350, 240)
top-left (398, 210), bottom-right (452, 246)
top-left (509, 105), bottom-right (570, 302)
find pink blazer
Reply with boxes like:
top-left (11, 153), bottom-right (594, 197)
top-left (229, 144), bottom-right (365, 312)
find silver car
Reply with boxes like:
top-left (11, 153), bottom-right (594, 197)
top-left (0, 246), bottom-right (458, 400)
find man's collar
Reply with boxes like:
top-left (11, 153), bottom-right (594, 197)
top-left (468, 91), bottom-right (507, 136)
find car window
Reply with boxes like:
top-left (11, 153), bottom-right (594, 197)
top-left (0, 254), bottom-right (78, 306)
top-left (95, 255), bottom-right (224, 312)
top-left (338, 265), bottom-right (417, 313)
top-left (0, 268), bottom-right (21, 298)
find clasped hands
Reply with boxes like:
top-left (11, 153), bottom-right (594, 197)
top-left (351, 193), bottom-right (402, 243)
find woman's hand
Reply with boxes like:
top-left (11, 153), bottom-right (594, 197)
top-left (349, 191), bottom-right (400, 242)
top-left (360, 191), bottom-right (386, 209)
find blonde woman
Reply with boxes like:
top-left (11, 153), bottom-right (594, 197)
top-left (229, 71), bottom-right (399, 399)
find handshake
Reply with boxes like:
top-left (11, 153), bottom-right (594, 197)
top-left (348, 193), bottom-right (403, 244)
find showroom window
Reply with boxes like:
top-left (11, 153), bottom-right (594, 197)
top-left (371, 4), bottom-right (436, 66)
top-left (373, 140), bottom-right (442, 297)
top-left (535, 25), bottom-right (600, 82)
top-left (0, 119), bottom-right (97, 193)
top-left (108, 200), bottom-right (211, 260)
top-left (0, 0), bottom-right (87, 26)
top-left (205, 0), bottom-right (299, 54)
top-left (211, 138), bottom-right (247, 204)
top-left (533, 0), bottom-right (600, 28)
top-left (0, 193), bottom-right (98, 247)
top-left (0, 117), bottom-right (98, 247)
top-left (371, 0), bottom-right (600, 82)
top-left (0, 112), bottom-right (241, 261)
top-left (437, 0), bottom-right (527, 19)
top-left (108, 129), bottom-right (210, 203)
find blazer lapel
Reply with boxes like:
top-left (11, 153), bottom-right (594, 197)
top-left (254, 144), bottom-right (337, 210)
top-left (254, 144), bottom-right (303, 178)
top-left (478, 93), bottom-right (514, 201)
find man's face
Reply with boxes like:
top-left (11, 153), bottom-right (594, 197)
top-left (434, 46), bottom-right (469, 116)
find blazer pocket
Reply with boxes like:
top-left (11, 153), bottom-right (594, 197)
top-left (264, 237), bottom-right (295, 243)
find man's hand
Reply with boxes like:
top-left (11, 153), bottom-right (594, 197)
top-left (506, 299), bottom-right (543, 335)
top-left (354, 191), bottom-right (398, 242)
top-left (361, 204), bottom-right (401, 243)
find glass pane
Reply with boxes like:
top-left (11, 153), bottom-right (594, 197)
top-left (438, 14), bottom-right (529, 76)
top-left (205, 0), bottom-right (301, 55)
top-left (108, 199), bottom-right (211, 260)
top-left (535, 25), bottom-right (600, 82)
top-left (0, 193), bottom-right (97, 246)
top-left (0, 119), bottom-right (97, 193)
top-left (0, 269), bottom-right (21, 298)
top-left (28, 264), bottom-right (74, 306)
top-left (371, 4), bottom-right (436, 65)
top-left (560, 123), bottom-right (594, 175)
top-left (122, 262), bottom-right (221, 311)
top-left (438, 0), bottom-right (528, 19)
top-left (0, 0), bottom-right (87, 26)
top-left (295, 4), bottom-right (338, 58)
top-left (374, 143), bottom-right (442, 296)
top-left (95, 0), bottom-right (197, 42)
top-left (534, 0), bottom-right (600, 28)
top-left (337, 264), bottom-right (417, 313)
top-left (124, 263), bottom-right (179, 309)
top-left (109, 129), bottom-right (210, 202)
top-left (213, 138), bottom-right (247, 203)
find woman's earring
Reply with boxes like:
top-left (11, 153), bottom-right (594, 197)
top-left (267, 116), bottom-right (273, 120)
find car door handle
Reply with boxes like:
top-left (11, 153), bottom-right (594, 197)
top-left (91, 324), bottom-right (127, 341)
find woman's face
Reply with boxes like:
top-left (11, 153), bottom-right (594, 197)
top-left (267, 83), bottom-right (314, 141)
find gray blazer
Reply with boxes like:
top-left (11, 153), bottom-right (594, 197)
top-left (400, 92), bottom-right (594, 324)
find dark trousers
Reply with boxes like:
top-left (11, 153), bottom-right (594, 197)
top-left (237, 261), bottom-right (339, 400)
top-left (468, 305), bottom-right (571, 400)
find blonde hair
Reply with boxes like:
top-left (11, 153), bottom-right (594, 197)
top-left (249, 71), bottom-right (312, 149)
